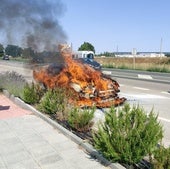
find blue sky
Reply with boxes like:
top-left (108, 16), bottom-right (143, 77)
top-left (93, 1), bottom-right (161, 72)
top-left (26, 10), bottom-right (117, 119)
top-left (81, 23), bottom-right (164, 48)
top-left (60, 0), bottom-right (170, 54)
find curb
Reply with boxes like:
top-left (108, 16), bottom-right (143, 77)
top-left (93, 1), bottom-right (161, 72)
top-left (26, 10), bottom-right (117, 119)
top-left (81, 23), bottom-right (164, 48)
top-left (3, 90), bottom-right (126, 169)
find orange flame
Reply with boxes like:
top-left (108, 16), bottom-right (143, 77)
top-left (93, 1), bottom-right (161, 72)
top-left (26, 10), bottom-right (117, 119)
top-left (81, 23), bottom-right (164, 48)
top-left (33, 49), bottom-right (126, 108)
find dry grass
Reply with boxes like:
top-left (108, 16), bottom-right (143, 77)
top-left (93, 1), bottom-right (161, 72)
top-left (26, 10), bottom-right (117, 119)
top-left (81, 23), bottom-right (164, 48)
top-left (94, 57), bottom-right (170, 72)
top-left (0, 71), bottom-right (27, 97)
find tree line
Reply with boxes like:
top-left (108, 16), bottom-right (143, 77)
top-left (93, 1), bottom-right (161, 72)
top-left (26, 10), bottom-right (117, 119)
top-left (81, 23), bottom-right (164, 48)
top-left (0, 43), bottom-right (34, 58)
top-left (0, 42), bottom-right (116, 59)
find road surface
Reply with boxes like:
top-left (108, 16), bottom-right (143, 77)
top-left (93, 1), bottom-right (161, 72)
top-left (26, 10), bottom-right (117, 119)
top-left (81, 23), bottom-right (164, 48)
top-left (0, 60), bottom-right (33, 83)
top-left (102, 68), bottom-right (170, 84)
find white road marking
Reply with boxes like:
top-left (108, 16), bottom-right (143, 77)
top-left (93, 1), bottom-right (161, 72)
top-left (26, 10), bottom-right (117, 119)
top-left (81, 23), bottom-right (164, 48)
top-left (158, 117), bottom-right (170, 123)
top-left (122, 93), bottom-right (167, 99)
top-left (138, 74), bottom-right (153, 79)
top-left (102, 71), bottom-right (112, 75)
top-left (133, 87), bottom-right (149, 91)
top-left (161, 91), bottom-right (170, 95)
top-left (119, 84), bottom-right (125, 87)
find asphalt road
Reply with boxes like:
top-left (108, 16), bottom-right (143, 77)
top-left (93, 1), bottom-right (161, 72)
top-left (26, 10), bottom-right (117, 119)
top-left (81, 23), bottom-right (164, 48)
top-left (1, 60), bottom-right (170, 147)
top-left (102, 68), bottom-right (170, 84)
top-left (0, 60), bottom-right (33, 83)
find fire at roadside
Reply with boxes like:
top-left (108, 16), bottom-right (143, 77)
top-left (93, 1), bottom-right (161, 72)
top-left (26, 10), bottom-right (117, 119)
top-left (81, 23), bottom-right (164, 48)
top-left (33, 46), bottom-right (126, 108)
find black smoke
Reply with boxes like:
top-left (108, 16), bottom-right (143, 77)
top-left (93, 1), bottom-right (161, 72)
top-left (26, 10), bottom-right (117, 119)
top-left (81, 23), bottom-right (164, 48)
top-left (0, 0), bottom-right (67, 52)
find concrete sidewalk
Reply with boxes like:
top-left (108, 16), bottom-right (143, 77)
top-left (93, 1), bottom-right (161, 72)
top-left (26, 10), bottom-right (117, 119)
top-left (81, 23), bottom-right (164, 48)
top-left (0, 94), bottom-right (110, 169)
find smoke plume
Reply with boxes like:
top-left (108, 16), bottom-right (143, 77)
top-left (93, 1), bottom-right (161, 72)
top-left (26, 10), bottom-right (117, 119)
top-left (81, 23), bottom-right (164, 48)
top-left (0, 0), bottom-right (67, 52)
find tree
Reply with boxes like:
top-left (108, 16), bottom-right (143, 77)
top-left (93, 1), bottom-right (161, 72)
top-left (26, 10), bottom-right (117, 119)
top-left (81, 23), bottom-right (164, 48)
top-left (0, 43), bottom-right (4, 57)
top-left (22, 48), bottom-right (35, 58)
top-left (78, 42), bottom-right (95, 53)
top-left (5, 45), bottom-right (22, 57)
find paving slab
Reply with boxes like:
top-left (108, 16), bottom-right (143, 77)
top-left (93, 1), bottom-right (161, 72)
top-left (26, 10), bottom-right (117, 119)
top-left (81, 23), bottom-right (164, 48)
top-left (0, 94), bottom-right (32, 119)
top-left (0, 94), bottom-right (110, 169)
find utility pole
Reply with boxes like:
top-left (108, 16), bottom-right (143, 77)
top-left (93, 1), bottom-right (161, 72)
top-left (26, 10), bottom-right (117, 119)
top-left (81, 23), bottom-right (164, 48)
top-left (132, 48), bottom-right (136, 69)
top-left (160, 38), bottom-right (162, 57)
top-left (70, 42), bottom-right (73, 54)
top-left (116, 45), bottom-right (118, 54)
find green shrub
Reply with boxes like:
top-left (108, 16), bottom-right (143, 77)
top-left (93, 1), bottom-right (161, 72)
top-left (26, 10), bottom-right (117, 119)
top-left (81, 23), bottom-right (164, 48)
top-left (151, 145), bottom-right (170, 169)
top-left (38, 88), bottom-right (66, 114)
top-left (68, 107), bottom-right (95, 132)
top-left (22, 82), bottom-right (45, 104)
top-left (93, 104), bottom-right (163, 166)
top-left (0, 71), bottom-right (27, 98)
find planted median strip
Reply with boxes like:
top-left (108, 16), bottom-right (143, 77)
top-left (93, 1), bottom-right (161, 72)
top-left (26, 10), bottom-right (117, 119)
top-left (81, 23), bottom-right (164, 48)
top-left (1, 71), bottom-right (170, 168)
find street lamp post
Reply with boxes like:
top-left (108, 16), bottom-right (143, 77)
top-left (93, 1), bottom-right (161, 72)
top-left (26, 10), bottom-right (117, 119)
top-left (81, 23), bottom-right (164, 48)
top-left (132, 48), bottom-right (136, 69)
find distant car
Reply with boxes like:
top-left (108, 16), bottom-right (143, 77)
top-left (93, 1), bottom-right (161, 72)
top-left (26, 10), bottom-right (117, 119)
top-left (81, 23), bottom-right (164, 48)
top-left (72, 51), bottom-right (101, 70)
top-left (77, 58), bottom-right (101, 70)
top-left (2, 55), bottom-right (9, 60)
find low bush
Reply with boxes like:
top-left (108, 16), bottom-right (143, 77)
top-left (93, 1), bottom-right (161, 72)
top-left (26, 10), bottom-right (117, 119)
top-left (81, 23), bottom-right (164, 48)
top-left (22, 82), bottom-right (45, 104)
top-left (93, 104), bottom-right (163, 166)
top-left (68, 107), bottom-right (95, 132)
top-left (38, 88), bottom-right (67, 114)
top-left (151, 145), bottom-right (170, 169)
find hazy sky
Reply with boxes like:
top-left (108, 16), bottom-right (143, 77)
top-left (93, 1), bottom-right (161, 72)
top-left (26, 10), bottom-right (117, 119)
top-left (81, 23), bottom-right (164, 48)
top-left (61, 0), bottom-right (170, 53)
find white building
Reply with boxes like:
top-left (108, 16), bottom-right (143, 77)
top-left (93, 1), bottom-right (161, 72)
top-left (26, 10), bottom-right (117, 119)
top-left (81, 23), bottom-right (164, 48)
top-left (115, 53), bottom-right (166, 58)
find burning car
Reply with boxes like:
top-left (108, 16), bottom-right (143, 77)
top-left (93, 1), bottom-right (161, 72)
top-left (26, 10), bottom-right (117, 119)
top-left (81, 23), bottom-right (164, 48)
top-left (33, 45), bottom-right (126, 108)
